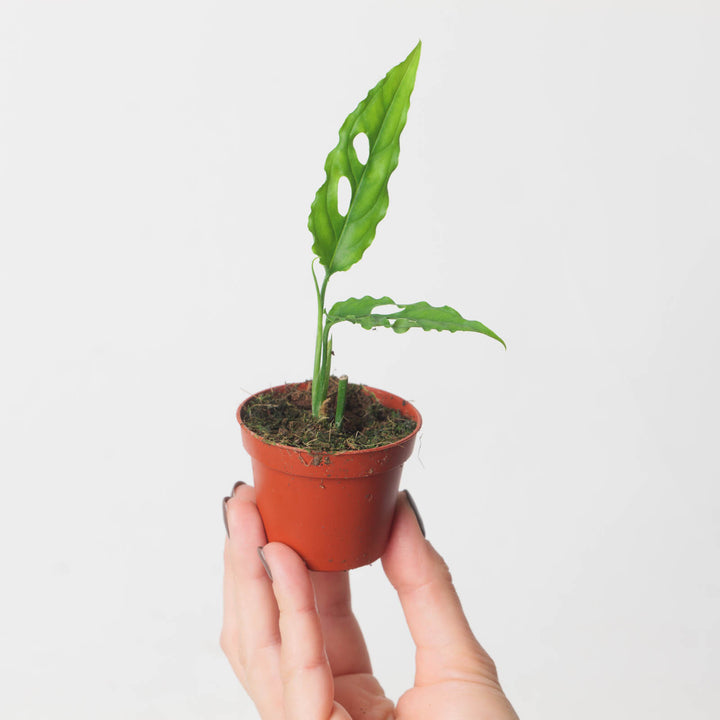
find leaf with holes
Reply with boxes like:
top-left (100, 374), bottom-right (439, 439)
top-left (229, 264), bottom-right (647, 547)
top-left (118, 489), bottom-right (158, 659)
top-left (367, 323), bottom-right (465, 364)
top-left (309, 41), bottom-right (421, 276)
top-left (327, 296), bottom-right (506, 348)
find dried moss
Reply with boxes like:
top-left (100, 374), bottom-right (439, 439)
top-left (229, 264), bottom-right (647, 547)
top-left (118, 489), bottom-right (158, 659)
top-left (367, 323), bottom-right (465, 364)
top-left (241, 379), bottom-right (416, 452)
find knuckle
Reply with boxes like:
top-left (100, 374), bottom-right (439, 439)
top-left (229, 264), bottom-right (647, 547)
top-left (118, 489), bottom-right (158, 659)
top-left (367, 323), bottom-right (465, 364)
top-left (476, 649), bottom-right (499, 680)
top-left (219, 626), bottom-right (240, 663)
top-left (460, 644), bottom-right (500, 685)
top-left (429, 547), bottom-right (453, 582)
top-left (219, 628), bottom-right (232, 657)
top-left (281, 652), bottom-right (328, 684)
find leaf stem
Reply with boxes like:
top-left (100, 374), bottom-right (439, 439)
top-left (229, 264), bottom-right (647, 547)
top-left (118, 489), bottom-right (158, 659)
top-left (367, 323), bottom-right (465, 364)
top-left (311, 267), bottom-right (330, 417)
top-left (334, 375), bottom-right (348, 428)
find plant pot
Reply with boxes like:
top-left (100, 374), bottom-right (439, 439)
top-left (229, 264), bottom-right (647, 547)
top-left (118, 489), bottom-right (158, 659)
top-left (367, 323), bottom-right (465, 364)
top-left (237, 382), bottom-right (421, 571)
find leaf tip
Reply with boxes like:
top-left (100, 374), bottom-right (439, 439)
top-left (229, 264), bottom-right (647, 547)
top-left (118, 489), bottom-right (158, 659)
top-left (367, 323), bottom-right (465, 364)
top-left (410, 40), bottom-right (422, 66)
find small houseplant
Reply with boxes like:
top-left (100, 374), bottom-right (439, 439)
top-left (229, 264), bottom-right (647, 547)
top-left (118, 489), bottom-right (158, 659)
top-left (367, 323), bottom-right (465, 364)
top-left (238, 42), bottom-right (504, 571)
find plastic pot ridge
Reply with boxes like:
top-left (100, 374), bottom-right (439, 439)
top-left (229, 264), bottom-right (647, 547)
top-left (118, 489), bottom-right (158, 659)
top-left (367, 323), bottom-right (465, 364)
top-left (237, 383), bottom-right (421, 571)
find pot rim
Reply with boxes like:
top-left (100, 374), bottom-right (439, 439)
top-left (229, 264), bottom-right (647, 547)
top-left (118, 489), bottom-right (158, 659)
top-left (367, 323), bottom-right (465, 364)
top-left (237, 381), bottom-right (422, 457)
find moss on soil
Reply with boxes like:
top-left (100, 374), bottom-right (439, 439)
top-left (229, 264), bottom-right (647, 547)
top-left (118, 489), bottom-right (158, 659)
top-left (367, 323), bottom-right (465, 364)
top-left (240, 378), bottom-right (416, 452)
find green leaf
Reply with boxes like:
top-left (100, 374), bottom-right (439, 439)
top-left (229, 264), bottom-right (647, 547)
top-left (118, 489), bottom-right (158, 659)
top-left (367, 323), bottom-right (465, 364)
top-left (309, 42), bottom-right (421, 276)
top-left (327, 295), bottom-right (397, 329)
top-left (327, 295), bottom-right (506, 348)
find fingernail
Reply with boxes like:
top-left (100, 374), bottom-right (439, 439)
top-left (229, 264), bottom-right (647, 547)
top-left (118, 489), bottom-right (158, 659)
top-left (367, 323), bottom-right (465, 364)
top-left (405, 490), bottom-right (426, 538)
top-left (222, 497), bottom-right (231, 537)
top-left (232, 480), bottom-right (246, 496)
top-left (257, 546), bottom-right (273, 581)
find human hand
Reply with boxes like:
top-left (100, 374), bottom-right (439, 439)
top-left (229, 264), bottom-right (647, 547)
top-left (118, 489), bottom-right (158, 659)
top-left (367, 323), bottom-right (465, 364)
top-left (221, 483), bottom-right (519, 720)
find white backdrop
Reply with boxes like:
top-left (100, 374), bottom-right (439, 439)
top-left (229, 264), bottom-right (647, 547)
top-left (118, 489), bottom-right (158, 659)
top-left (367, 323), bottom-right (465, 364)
top-left (1, 2), bottom-right (719, 718)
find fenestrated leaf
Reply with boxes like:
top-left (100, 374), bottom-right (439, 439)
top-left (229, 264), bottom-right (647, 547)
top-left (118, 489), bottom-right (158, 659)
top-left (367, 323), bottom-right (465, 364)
top-left (309, 42), bottom-right (421, 276)
top-left (327, 296), bottom-right (506, 348)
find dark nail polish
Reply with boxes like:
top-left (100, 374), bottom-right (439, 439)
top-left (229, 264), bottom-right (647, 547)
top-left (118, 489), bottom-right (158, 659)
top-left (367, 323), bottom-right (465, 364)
top-left (222, 496), bottom-right (231, 537)
top-left (405, 490), bottom-right (426, 538)
top-left (257, 546), bottom-right (273, 581)
top-left (232, 480), bottom-right (246, 496)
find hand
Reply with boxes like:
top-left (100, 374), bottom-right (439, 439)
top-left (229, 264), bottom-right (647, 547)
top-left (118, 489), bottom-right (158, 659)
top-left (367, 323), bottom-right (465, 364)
top-left (221, 483), bottom-right (519, 720)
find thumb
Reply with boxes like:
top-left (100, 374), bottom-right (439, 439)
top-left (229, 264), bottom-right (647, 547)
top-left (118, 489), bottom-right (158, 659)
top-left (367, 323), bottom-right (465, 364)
top-left (382, 491), bottom-right (499, 687)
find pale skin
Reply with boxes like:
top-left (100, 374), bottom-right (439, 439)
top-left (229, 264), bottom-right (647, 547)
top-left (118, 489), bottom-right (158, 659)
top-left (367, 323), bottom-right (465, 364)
top-left (221, 485), bottom-right (520, 720)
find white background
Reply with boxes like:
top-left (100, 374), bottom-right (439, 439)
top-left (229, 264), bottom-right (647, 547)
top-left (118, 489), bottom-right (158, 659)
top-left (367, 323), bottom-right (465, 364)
top-left (1, 1), bottom-right (719, 718)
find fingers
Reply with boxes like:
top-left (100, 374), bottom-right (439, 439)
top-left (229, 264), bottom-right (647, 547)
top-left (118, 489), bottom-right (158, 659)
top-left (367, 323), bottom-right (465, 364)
top-left (221, 485), bottom-right (363, 720)
top-left (382, 491), bottom-right (499, 687)
top-left (262, 543), bottom-right (352, 720)
top-left (221, 484), bottom-right (284, 719)
top-left (311, 571), bottom-right (372, 677)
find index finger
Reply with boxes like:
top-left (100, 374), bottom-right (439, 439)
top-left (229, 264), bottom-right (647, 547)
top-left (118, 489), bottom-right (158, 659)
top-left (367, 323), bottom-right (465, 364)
top-left (262, 543), bottom-right (352, 720)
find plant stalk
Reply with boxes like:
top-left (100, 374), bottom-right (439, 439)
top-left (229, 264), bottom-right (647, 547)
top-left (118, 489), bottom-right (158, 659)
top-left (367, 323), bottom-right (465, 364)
top-left (334, 375), bottom-right (348, 428)
top-left (311, 269), bottom-right (330, 417)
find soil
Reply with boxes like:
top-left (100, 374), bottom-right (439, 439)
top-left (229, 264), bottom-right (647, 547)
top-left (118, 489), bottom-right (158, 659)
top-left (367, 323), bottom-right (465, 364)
top-left (240, 378), bottom-right (417, 452)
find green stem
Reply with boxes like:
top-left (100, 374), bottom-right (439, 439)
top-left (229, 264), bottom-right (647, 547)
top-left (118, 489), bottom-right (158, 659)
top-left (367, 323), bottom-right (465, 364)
top-left (311, 267), bottom-right (330, 417)
top-left (334, 375), bottom-right (348, 428)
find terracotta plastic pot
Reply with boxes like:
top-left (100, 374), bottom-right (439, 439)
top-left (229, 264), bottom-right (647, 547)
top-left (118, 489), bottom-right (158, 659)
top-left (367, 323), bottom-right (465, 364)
top-left (237, 382), bottom-right (421, 571)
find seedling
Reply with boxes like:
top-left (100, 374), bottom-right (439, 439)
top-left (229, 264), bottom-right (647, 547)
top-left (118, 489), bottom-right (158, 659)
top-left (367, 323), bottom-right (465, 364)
top-left (309, 41), bottom-right (504, 419)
